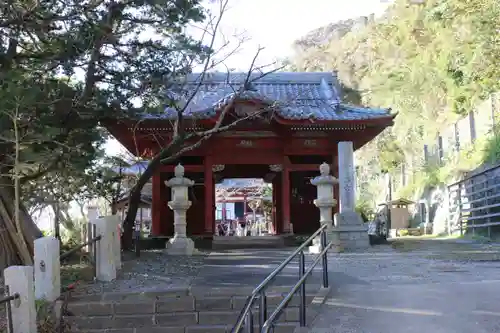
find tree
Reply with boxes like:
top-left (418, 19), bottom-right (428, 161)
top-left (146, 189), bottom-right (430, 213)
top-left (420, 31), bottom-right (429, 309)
top-left (288, 0), bottom-right (500, 202)
top-left (0, 0), bottom-right (212, 268)
top-left (115, 0), bottom-right (288, 248)
top-left (120, 48), bottom-right (281, 248)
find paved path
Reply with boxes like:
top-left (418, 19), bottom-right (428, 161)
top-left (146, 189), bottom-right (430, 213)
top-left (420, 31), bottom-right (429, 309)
top-left (192, 249), bottom-right (323, 288)
top-left (311, 239), bottom-right (500, 333)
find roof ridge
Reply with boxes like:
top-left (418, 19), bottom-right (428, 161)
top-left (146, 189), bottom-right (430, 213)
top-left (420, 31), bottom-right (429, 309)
top-left (185, 71), bottom-right (338, 84)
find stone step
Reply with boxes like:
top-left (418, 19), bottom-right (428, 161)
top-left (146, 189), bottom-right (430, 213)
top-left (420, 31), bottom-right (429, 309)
top-left (67, 294), bottom-right (316, 316)
top-left (66, 286), bottom-right (325, 332)
top-left (69, 285), bottom-right (321, 302)
top-left (71, 322), bottom-right (298, 333)
top-left (212, 236), bottom-right (286, 250)
top-left (66, 308), bottom-right (301, 329)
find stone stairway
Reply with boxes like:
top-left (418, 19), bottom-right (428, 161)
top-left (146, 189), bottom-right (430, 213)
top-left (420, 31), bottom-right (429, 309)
top-left (66, 287), bottom-right (320, 333)
top-left (212, 236), bottom-right (286, 250)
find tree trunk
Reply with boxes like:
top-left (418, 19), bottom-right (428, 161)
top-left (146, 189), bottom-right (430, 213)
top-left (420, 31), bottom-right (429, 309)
top-left (0, 177), bottom-right (43, 274)
top-left (122, 139), bottom-right (182, 249)
top-left (122, 161), bottom-right (157, 249)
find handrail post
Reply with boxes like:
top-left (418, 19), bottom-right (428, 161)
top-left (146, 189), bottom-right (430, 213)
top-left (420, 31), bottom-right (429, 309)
top-left (231, 224), bottom-right (331, 333)
top-left (5, 286), bottom-right (14, 333)
top-left (458, 182), bottom-right (463, 236)
top-left (320, 229), bottom-right (329, 288)
top-left (298, 251), bottom-right (306, 326)
top-left (87, 222), bottom-right (93, 258)
top-left (90, 223), bottom-right (98, 281)
top-left (246, 309), bottom-right (254, 333)
top-left (258, 290), bottom-right (267, 332)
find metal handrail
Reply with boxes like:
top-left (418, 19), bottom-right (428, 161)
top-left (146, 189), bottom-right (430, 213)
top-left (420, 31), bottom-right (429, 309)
top-left (262, 241), bottom-right (332, 332)
top-left (448, 163), bottom-right (500, 188)
top-left (60, 235), bottom-right (102, 261)
top-left (59, 223), bottom-right (102, 281)
top-left (1, 286), bottom-right (20, 333)
top-left (231, 223), bottom-right (331, 333)
top-left (0, 293), bottom-right (19, 305)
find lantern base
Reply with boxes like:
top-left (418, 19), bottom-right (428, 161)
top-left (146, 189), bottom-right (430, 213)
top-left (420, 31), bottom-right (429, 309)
top-left (330, 212), bottom-right (370, 252)
top-left (166, 235), bottom-right (198, 255)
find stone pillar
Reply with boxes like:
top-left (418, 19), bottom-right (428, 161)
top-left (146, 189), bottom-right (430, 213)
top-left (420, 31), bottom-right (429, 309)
top-left (89, 210), bottom-right (121, 270)
top-left (93, 217), bottom-right (117, 281)
top-left (4, 266), bottom-right (37, 333)
top-left (34, 236), bottom-right (61, 301)
top-left (165, 164), bottom-right (198, 255)
top-left (104, 215), bottom-right (122, 269)
top-left (338, 142), bottom-right (356, 213)
top-left (309, 163), bottom-right (338, 254)
top-left (334, 141), bottom-right (370, 251)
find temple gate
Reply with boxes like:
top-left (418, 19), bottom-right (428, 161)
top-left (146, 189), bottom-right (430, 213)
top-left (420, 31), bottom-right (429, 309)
top-left (104, 72), bottom-right (395, 239)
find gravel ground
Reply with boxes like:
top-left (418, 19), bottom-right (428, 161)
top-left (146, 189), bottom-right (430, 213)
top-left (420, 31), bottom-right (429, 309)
top-left (74, 249), bottom-right (209, 295)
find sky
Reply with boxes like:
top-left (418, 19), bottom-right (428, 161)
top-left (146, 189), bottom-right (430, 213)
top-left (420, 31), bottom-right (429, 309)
top-left (192, 0), bottom-right (393, 71)
top-left (105, 0), bottom-right (393, 156)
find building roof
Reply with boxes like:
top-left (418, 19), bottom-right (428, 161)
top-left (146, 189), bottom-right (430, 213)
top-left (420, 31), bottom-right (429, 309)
top-left (112, 162), bottom-right (147, 175)
top-left (144, 72), bottom-right (393, 122)
top-left (378, 198), bottom-right (415, 206)
top-left (217, 178), bottom-right (266, 188)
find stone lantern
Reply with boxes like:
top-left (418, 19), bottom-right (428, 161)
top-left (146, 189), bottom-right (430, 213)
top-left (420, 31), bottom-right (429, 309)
top-left (309, 162), bottom-right (338, 254)
top-left (165, 164), bottom-right (197, 255)
top-left (248, 198), bottom-right (263, 236)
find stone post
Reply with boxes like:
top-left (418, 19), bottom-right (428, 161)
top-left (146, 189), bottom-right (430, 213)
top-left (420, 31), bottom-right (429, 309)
top-left (338, 142), bottom-right (356, 213)
top-left (34, 236), bottom-right (61, 301)
top-left (165, 164), bottom-right (197, 255)
top-left (309, 163), bottom-right (338, 254)
top-left (88, 208), bottom-right (122, 269)
top-left (92, 216), bottom-right (117, 281)
top-left (4, 266), bottom-right (37, 333)
top-left (335, 141), bottom-right (370, 250)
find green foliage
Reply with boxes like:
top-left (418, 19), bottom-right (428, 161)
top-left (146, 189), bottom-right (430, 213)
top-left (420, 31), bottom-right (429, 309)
top-left (482, 131), bottom-right (500, 164)
top-left (355, 200), bottom-right (375, 222)
top-left (290, 0), bottom-right (500, 201)
top-left (397, 164), bottom-right (441, 199)
top-left (0, 0), bottom-right (209, 208)
top-left (378, 135), bottom-right (405, 172)
top-left (398, 229), bottom-right (409, 237)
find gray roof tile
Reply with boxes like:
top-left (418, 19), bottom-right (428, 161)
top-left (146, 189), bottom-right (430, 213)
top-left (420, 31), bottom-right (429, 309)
top-left (146, 72), bottom-right (391, 122)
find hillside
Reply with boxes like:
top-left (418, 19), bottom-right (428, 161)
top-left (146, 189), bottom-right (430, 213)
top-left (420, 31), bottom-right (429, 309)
top-left (288, 0), bottom-right (500, 207)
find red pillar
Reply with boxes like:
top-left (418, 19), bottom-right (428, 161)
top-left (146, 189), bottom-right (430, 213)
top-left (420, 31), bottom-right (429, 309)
top-left (204, 156), bottom-right (214, 235)
top-left (151, 171), bottom-right (162, 236)
top-left (211, 181), bottom-right (216, 233)
top-left (282, 159), bottom-right (291, 234)
top-left (274, 176), bottom-right (282, 234)
top-left (243, 196), bottom-right (247, 216)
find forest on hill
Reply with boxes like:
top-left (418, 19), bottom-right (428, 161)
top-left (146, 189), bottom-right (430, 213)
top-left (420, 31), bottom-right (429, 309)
top-left (288, 0), bottom-right (500, 210)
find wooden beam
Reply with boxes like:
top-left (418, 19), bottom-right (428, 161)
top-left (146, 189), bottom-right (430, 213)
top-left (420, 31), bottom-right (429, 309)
top-left (212, 153), bottom-right (282, 165)
top-left (288, 164), bottom-right (321, 171)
